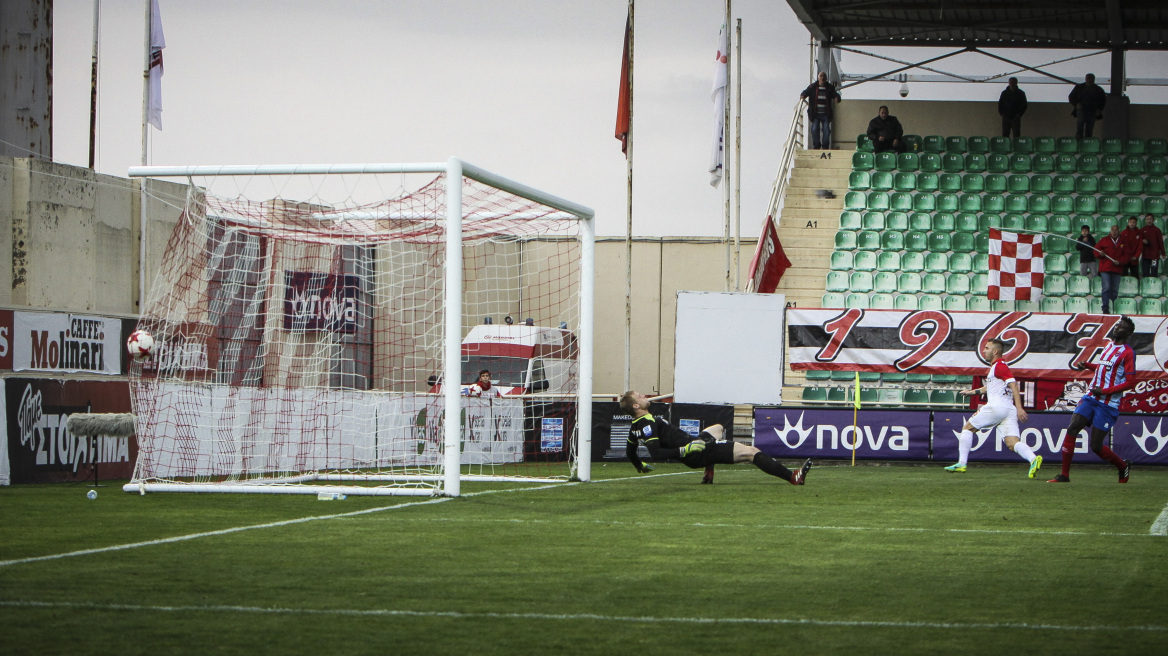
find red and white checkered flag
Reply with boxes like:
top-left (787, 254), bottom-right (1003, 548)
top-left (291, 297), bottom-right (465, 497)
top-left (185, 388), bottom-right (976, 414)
top-left (988, 229), bottom-right (1044, 301)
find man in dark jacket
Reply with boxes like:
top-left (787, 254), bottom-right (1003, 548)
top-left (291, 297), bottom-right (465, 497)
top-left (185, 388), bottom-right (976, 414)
top-left (1140, 213), bottom-right (1165, 278)
top-left (800, 71), bottom-right (842, 150)
top-left (1069, 73), bottom-right (1107, 138)
top-left (998, 77), bottom-right (1028, 138)
top-left (866, 105), bottom-right (905, 153)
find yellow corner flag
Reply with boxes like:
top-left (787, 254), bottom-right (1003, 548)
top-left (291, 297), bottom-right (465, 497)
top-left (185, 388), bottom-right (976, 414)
top-left (854, 371), bottom-right (861, 410)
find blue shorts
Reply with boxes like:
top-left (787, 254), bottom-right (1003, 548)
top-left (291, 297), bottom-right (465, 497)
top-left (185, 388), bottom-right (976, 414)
top-left (1073, 395), bottom-right (1119, 432)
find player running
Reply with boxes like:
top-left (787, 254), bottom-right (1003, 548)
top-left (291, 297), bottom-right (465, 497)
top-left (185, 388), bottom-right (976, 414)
top-left (621, 390), bottom-right (811, 485)
top-left (1049, 316), bottom-right (1136, 483)
top-left (944, 338), bottom-right (1042, 477)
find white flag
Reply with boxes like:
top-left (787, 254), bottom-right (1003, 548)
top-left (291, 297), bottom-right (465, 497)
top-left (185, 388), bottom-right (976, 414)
top-left (147, 0), bottom-right (166, 130)
top-left (709, 22), bottom-right (729, 188)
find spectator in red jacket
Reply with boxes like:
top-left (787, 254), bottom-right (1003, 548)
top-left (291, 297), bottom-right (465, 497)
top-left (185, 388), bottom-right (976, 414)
top-left (1140, 213), bottom-right (1165, 278)
top-left (1120, 216), bottom-right (1143, 278)
top-left (1096, 224), bottom-right (1125, 314)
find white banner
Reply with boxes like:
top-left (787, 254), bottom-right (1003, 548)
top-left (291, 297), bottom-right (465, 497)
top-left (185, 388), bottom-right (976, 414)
top-left (13, 312), bottom-right (122, 374)
top-left (675, 291), bottom-right (786, 404)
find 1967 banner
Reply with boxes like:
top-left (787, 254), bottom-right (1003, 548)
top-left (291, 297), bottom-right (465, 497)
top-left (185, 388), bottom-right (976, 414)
top-left (788, 309), bottom-right (1167, 380)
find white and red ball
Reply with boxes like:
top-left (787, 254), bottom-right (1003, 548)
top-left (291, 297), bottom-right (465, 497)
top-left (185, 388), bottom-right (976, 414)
top-left (126, 330), bottom-right (155, 361)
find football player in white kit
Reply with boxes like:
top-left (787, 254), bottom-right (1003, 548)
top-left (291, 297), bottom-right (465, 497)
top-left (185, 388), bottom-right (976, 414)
top-left (944, 338), bottom-right (1042, 477)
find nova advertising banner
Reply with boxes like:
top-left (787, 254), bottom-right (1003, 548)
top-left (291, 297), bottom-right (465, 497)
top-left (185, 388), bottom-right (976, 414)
top-left (755, 408), bottom-right (931, 460)
top-left (933, 411), bottom-right (1105, 464)
top-left (788, 309), bottom-right (1166, 381)
top-left (1111, 414), bottom-right (1168, 466)
top-left (12, 312), bottom-right (123, 375)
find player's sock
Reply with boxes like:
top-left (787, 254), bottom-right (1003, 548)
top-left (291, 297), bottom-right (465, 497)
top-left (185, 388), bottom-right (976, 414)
top-left (1096, 445), bottom-right (1127, 469)
top-left (1013, 440), bottom-right (1036, 463)
top-left (1059, 432), bottom-right (1075, 478)
top-left (957, 430), bottom-right (973, 467)
top-left (701, 465), bottom-right (715, 484)
top-left (752, 452), bottom-right (793, 481)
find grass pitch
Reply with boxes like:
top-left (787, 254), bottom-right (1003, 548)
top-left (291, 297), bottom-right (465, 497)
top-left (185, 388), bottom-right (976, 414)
top-left (1, 462), bottom-right (1166, 656)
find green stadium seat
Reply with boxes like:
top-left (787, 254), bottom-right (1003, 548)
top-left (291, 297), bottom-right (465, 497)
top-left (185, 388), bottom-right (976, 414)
top-left (1140, 277), bottom-right (1164, 298)
top-left (920, 297), bottom-right (944, 311)
top-left (827, 385), bottom-right (849, 401)
top-left (1051, 194), bottom-right (1074, 214)
top-left (1009, 154), bottom-right (1032, 173)
top-left (845, 191), bottom-right (866, 209)
top-left (871, 171), bottom-right (893, 191)
top-left (1123, 156), bottom-right (1145, 175)
top-left (1040, 296), bottom-right (1064, 313)
top-left (903, 135), bottom-right (923, 152)
top-left (1026, 214), bottom-right (1049, 233)
top-left (952, 232), bottom-right (975, 253)
top-left (835, 231), bottom-right (857, 249)
top-left (1149, 138), bottom-right (1168, 155)
top-left (904, 231), bottom-right (928, 252)
top-left (913, 194), bottom-right (936, 212)
top-left (826, 270), bottom-right (849, 292)
top-left (925, 251), bottom-right (949, 272)
top-left (1033, 154), bottom-right (1055, 174)
top-left (1125, 138), bottom-right (1146, 155)
top-left (1002, 213), bottom-right (1025, 231)
top-left (853, 250), bottom-right (877, 271)
top-left (960, 194), bottom-right (983, 213)
top-left (1064, 296), bottom-right (1090, 313)
top-left (805, 369), bottom-right (832, 381)
top-left (894, 294), bottom-right (919, 311)
top-left (903, 389), bottom-right (931, 405)
top-left (987, 153), bottom-right (1010, 173)
top-left (881, 230), bottom-right (904, 251)
top-left (1028, 195), bottom-right (1051, 214)
top-left (942, 153), bottom-right (965, 173)
top-left (830, 250), bottom-right (853, 270)
top-left (1146, 197), bottom-right (1166, 215)
top-left (849, 170), bottom-right (871, 190)
top-left (965, 153), bottom-right (988, 173)
top-left (991, 299), bottom-right (1015, 312)
top-left (1012, 137), bottom-right (1034, 154)
top-left (1091, 275), bottom-right (1103, 296)
top-left (936, 193), bottom-right (959, 212)
top-left (1080, 138), bottom-right (1101, 154)
top-left (873, 272), bottom-right (897, 293)
top-left (1044, 253), bottom-right (1068, 274)
top-left (918, 152), bottom-right (942, 173)
top-left (1050, 214), bottom-right (1073, 234)
top-left (1045, 236), bottom-right (1069, 254)
top-left (1056, 137), bottom-right (1078, 154)
top-left (968, 136), bottom-right (990, 154)
top-left (886, 211), bottom-right (909, 231)
top-left (931, 389), bottom-right (959, 406)
top-left (850, 271), bottom-right (874, 293)
top-left (902, 251), bottom-right (925, 272)
top-left (1139, 298), bottom-right (1163, 316)
top-left (1034, 136), bottom-right (1056, 154)
top-left (984, 173), bottom-right (1008, 193)
top-left (982, 194), bottom-right (1005, 213)
top-left (1031, 175), bottom-right (1053, 194)
top-left (1005, 195), bottom-right (1028, 214)
top-left (857, 230), bottom-right (881, 250)
top-left (877, 251), bottom-right (902, 271)
top-left (953, 213), bottom-right (976, 232)
top-left (1102, 138), bottom-right (1123, 154)
top-left (1088, 297), bottom-right (1104, 313)
top-left (874, 151), bottom-right (899, 171)
top-left (891, 192), bottom-right (914, 211)
top-left (943, 295), bottom-right (967, 312)
top-left (946, 275), bottom-right (970, 295)
top-left (1118, 276), bottom-right (1140, 297)
top-left (1146, 177), bottom-right (1167, 196)
top-left (974, 233), bottom-right (990, 254)
top-left (802, 387), bottom-right (828, 402)
top-left (961, 174), bottom-right (985, 193)
top-left (923, 135), bottom-right (945, 153)
top-left (916, 172), bottom-right (939, 192)
top-left (990, 136), bottom-right (1011, 154)
top-left (839, 210), bottom-right (862, 230)
top-left (945, 136), bottom-right (968, 153)
top-left (1075, 175), bottom-right (1099, 194)
top-left (939, 173), bottom-right (962, 192)
top-left (1100, 154), bottom-right (1123, 173)
top-left (1115, 297), bottom-right (1138, 315)
top-left (897, 152), bottom-right (920, 171)
top-left (933, 373), bottom-right (959, 384)
top-left (978, 213), bottom-right (1002, 231)
top-left (1149, 157), bottom-right (1168, 175)
top-left (862, 211), bottom-right (885, 230)
top-left (1074, 215), bottom-right (1096, 232)
top-left (852, 151), bottom-right (874, 170)
top-left (1077, 154), bottom-right (1100, 173)
top-left (1097, 195), bottom-right (1119, 215)
top-left (1121, 197), bottom-right (1143, 215)
top-left (898, 272), bottom-right (922, 294)
top-left (922, 273), bottom-right (946, 294)
top-left (1054, 154), bottom-right (1077, 173)
top-left (1006, 174), bottom-right (1030, 193)
top-left (949, 252), bottom-right (972, 274)
top-left (1098, 174), bottom-right (1121, 194)
top-left (1053, 175), bottom-right (1076, 193)
top-left (857, 134), bottom-right (874, 151)
top-left (867, 191), bottom-right (890, 211)
top-left (894, 172), bottom-right (917, 191)
top-left (967, 296), bottom-right (991, 311)
top-left (909, 212), bottom-right (932, 231)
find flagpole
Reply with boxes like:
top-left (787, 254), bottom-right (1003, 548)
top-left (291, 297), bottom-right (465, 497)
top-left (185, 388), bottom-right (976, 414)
top-left (623, 0), bottom-right (634, 391)
top-left (138, 0), bottom-right (152, 314)
top-left (851, 371), bottom-right (860, 466)
top-left (722, 0), bottom-right (732, 293)
top-left (88, 0), bottom-right (100, 170)
top-left (139, 0), bottom-right (152, 167)
top-left (733, 18), bottom-right (742, 292)
top-left (1003, 227), bottom-right (1120, 263)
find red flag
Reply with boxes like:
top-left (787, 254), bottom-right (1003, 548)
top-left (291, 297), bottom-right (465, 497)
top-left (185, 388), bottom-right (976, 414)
top-left (747, 216), bottom-right (792, 294)
top-left (988, 228), bottom-right (1044, 301)
top-left (615, 15), bottom-right (631, 155)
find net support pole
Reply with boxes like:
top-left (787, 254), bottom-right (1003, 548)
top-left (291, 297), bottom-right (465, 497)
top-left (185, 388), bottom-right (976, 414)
top-left (577, 213), bottom-right (595, 483)
top-left (444, 157), bottom-right (464, 497)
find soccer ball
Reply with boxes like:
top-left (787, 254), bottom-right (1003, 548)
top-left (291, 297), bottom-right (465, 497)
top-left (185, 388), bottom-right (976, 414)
top-left (126, 330), bottom-right (155, 361)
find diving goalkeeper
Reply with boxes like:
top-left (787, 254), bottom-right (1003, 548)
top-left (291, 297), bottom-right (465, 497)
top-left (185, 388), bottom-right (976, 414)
top-left (621, 391), bottom-right (811, 485)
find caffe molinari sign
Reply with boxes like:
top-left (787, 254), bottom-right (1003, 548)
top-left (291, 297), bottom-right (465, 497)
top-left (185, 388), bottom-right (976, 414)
top-left (12, 311), bottom-right (124, 374)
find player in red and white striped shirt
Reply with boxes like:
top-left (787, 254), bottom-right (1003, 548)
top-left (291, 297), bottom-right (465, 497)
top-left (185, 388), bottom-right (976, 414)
top-left (944, 338), bottom-right (1041, 477)
top-left (1049, 316), bottom-right (1136, 483)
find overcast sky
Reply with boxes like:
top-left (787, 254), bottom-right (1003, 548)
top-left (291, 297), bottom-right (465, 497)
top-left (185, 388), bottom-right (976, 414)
top-left (50, 1), bottom-right (1168, 238)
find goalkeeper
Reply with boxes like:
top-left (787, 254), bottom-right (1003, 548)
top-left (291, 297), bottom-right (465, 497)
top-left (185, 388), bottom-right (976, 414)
top-left (621, 391), bottom-right (811, 485)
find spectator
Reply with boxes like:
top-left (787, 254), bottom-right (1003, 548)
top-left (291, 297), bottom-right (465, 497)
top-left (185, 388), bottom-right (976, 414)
top-left (466, 369), bottom-right (504, 397)
top-left (1141, 213), bottom-right (1165, 278)
top-left (866, 105), bottom-right (905, 153)
top-left (1075, 225), bottom-right (1098, 277)
top-left (998, 77), bottom-right (1028, 138)
top-left (800, 71), bottom-right (842, 150)
top-left (1069, 73), bottom-right (1106, 139)
top-left (1120, 216), bottom-right (1143, 278)
top-left (1096, 225), bottom-right (1125, 314)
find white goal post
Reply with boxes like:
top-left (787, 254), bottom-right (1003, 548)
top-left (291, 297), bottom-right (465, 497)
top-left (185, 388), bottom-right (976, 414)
top-left (125, 157), bottom-right (594, 497)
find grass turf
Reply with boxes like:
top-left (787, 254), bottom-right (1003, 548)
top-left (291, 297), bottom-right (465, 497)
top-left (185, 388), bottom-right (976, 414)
top-left (1, 462), bottom-right (1165, 655)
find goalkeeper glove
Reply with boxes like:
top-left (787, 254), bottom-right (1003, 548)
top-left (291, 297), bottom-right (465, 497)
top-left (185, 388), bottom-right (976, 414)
top-left (680, 440), bottom-right (706, 458)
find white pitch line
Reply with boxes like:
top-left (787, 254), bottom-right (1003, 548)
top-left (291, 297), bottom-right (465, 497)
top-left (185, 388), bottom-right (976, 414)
top-left (0, 600), bottom-right (1164, 634)
top-left (1152, 502), bottom-right (1168, 536)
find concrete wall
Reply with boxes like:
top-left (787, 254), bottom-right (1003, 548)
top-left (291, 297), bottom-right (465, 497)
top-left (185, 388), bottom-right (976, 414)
top-left (0, 0), bottom-right (52, 160)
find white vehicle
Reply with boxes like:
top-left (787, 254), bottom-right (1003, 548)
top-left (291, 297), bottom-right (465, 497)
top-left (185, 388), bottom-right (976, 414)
top-left (429, 322), bottom-right (579, 396)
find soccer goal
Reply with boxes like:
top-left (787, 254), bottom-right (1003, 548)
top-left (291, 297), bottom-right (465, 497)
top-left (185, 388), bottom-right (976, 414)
top-left (124, 158), bottom-right (593, 497)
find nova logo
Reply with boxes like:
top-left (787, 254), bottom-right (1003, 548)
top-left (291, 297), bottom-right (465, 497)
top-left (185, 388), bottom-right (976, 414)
top-left (773, 412), bottom-right (813, 448)
top-left (1132, 419), bottom-right (1168, 456)
top-left (772, 412), bottom-right (910, 451)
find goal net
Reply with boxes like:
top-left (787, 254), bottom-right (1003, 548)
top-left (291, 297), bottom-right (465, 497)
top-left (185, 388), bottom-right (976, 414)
top-left (124, 160), bottom-right (593, 496)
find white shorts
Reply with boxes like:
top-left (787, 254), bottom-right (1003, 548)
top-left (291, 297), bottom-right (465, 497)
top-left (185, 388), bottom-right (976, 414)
top-left (968, 403), bottom-right (1020, 439)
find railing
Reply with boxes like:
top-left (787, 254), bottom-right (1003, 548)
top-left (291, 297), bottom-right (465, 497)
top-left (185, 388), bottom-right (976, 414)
top-left (763, 99), bottom-right (807, 228)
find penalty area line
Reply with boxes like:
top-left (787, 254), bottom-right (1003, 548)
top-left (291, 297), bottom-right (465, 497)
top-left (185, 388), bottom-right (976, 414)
top-left (0, 600), bottom-right (1165, 634)
top-left (1152, 501), bottom-right (1168, 536)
